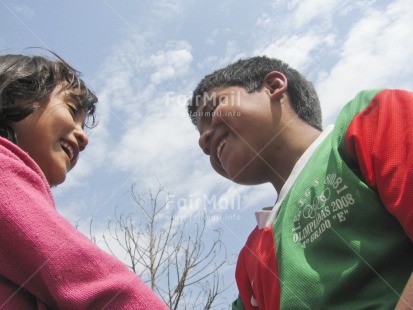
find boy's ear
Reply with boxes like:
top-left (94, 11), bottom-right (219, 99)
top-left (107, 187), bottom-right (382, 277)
top-left (263, 71), bottom-right (287, 101)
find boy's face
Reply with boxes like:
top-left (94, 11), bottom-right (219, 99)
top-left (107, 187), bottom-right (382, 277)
top-left (11, 84), bottom-right (88, 186)
top-left (196, 85), bottom-right (283, 185)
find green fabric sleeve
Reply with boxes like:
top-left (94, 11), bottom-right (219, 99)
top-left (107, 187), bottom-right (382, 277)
top-left (232, 295), bottom-right (246, 310)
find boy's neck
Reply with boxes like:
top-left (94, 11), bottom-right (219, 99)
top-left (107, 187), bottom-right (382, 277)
top-left (271, 124), bottom-right (322, 193)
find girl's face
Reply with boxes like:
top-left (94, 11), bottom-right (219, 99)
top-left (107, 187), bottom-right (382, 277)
top-left (11, 84), bottom-right (89, 186)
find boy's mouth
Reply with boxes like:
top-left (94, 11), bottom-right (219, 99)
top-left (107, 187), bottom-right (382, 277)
top-left (217, 138), bottom-right (227, 161)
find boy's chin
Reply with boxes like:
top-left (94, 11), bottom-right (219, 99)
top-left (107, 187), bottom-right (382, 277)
top-left (226, 173), bottom-right (263, 186)
top-left (214, 164), bottom-right (265, 185)
top-left (232, 179), bottom-right (264, 186)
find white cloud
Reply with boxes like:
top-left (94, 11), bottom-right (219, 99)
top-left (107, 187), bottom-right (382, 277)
top-left (291, 0), bottom-right (340, 27)
top-left (148, 43), bottom-right (193, 85)
top-left (56, 36), bottom-right (195, 196)
top-left (204, 38), bottom-right (215, 45)
top-left (13, 4), bottom-right (34, 19)
top-left (255, 33), bottom-right (330, 70)
top-left (317, 0), bottom-right (413, 122)
top-left (256, 13), bottom-right (272, 27)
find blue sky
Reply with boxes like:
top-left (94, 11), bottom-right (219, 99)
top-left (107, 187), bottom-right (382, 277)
top-left (1, 0), bottom-right (413, 306)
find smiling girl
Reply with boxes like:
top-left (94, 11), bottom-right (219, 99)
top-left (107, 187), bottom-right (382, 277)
top-left (0, 52), bottom-right (166, 309)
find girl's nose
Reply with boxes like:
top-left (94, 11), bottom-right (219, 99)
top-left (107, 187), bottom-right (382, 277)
top-left (75, 127), bottom-right (89, 152)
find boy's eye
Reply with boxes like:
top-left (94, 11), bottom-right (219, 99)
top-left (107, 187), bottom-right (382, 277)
top-left (210, 104), bottom-right (218, 113)
top-left (204, 105), bottom-right (216, 121)
top-left (210, 97), bottom-right (222, 113)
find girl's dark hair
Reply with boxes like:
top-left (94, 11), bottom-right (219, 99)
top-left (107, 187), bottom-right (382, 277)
top-left (188, 56), bottom-right (322, 130)
top-left (0, 51), bottom-right (98, 143)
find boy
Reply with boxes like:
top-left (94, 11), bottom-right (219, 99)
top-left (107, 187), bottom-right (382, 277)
top-left (187, 56), bottom-right (413, 309)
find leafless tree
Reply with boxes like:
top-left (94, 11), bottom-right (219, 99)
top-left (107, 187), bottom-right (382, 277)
top-left (90, 185), bottom-right (231, 309)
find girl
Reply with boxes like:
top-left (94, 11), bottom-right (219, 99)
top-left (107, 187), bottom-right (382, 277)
top-left (0, 53), bottom-right (167, 309)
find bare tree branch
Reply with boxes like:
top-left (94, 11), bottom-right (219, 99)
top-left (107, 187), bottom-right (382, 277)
top-left (89, 184), bottom-right (231, 309)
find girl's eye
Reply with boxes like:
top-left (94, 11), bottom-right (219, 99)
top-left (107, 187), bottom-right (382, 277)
top-left (68, 104), bottom-right (78, 118)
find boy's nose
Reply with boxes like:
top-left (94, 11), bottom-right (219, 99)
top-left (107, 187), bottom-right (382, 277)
top-left (199, 129), bottom-right (213, 155)
top-left (75, 127), bottom-right (89, 152)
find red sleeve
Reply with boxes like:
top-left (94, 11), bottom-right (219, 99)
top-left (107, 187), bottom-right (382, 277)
top-left (345, 89), bottom-right (413, 240)
top-left (234, 246), bottom-right (252, 310)
top-left (0, 140), bottom-right (167, 309)
top-left (235, 226), bottom-right (280, 310)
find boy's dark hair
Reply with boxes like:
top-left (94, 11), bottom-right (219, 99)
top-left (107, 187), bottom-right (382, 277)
top-left (188, 55), bottom-right (322, 130)
top-left (0, 51), bottom-right (98, 143)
